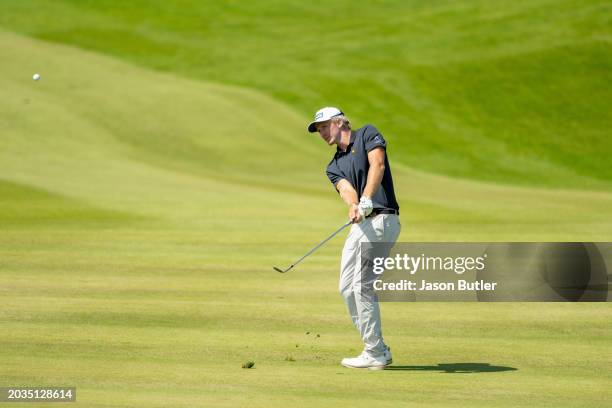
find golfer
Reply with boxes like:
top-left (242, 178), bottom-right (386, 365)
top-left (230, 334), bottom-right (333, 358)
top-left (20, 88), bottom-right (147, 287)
top-left (308, 107), bottom-right (401, 369)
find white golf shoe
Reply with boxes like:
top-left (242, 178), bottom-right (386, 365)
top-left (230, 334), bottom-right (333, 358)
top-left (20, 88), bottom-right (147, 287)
top-left (355, 346), bottom-right (392, 364)
top-left (341, 351), bottom-right (388, 370)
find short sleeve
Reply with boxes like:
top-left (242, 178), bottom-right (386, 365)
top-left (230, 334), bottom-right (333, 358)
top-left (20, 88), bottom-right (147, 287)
top-left (326, 159), bottom-right (343, 188)
top-left (363, 125), bottom-right (386, 152)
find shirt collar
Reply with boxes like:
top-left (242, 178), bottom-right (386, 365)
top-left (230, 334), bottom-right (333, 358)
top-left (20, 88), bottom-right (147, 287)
top-left (336, 131), bottom-right (356, 154)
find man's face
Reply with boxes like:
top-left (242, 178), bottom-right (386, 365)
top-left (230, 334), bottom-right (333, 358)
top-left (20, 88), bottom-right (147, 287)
top-left (316, 119), bottom-right (340, 145)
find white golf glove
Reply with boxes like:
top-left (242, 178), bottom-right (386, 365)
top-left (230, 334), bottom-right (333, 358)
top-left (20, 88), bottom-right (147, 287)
top-left (358, 196), bottom-right (374, 218)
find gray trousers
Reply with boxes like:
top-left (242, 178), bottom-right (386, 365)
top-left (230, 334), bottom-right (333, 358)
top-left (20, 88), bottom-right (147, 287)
top-left (339, 214), bottom-right (401, 356)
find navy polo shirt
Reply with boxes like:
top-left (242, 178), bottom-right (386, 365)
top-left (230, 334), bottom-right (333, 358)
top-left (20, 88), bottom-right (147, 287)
top-left (326, 124), bottom-right (399, 211)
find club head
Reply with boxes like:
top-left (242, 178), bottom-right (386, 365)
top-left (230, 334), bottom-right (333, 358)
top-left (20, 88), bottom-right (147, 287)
top-left (273, 266), bottom-right (286, 273)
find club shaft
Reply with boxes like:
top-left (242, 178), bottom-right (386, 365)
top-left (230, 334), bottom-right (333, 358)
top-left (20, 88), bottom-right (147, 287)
top-left (286, 221), bottom-right (352, 270)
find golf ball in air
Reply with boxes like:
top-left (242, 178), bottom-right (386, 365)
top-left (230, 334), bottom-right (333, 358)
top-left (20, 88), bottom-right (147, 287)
top-left (33, 73), bottom-right (40, 81)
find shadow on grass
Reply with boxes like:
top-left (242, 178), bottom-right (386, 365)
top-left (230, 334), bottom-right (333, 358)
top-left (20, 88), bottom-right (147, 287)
top-left (385, 363), bottom-right (517, 373)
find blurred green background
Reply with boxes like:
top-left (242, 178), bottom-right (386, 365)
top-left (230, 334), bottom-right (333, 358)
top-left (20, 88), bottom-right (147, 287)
top-left (1, 1), bottom-right (610, 407)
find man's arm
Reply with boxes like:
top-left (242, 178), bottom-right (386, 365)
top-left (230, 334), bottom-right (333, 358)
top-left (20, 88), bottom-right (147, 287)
top-left (334, 147), bottom-right (386, 223)
top-left (335, 179), bottom-right (362, 223)
top-left (362, 147), bottom-right (386, 199)
top-left (335, 147), bottom-right (386, 223)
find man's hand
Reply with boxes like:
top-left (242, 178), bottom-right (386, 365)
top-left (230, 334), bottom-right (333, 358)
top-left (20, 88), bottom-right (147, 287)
top-left (349, 203), bottom-right (363, 223)
top-left (358, 196), bottom-right (373, 218)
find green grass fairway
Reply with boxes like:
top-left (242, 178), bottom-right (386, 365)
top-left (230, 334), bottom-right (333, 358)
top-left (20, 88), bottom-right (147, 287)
top-left (1, 1), bottom-right (611, 407)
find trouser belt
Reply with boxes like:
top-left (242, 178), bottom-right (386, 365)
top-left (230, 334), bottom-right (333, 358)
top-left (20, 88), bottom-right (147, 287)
top-left (367, 208), bottom-right (399, 218)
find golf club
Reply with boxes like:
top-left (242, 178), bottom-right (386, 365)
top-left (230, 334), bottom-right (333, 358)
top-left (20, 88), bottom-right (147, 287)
top-left (274, 220), bottom-right (352, 273)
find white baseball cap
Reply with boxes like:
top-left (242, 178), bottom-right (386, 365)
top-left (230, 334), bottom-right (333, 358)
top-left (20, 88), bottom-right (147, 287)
top-left (307, 106), bottom-right (344, 133)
